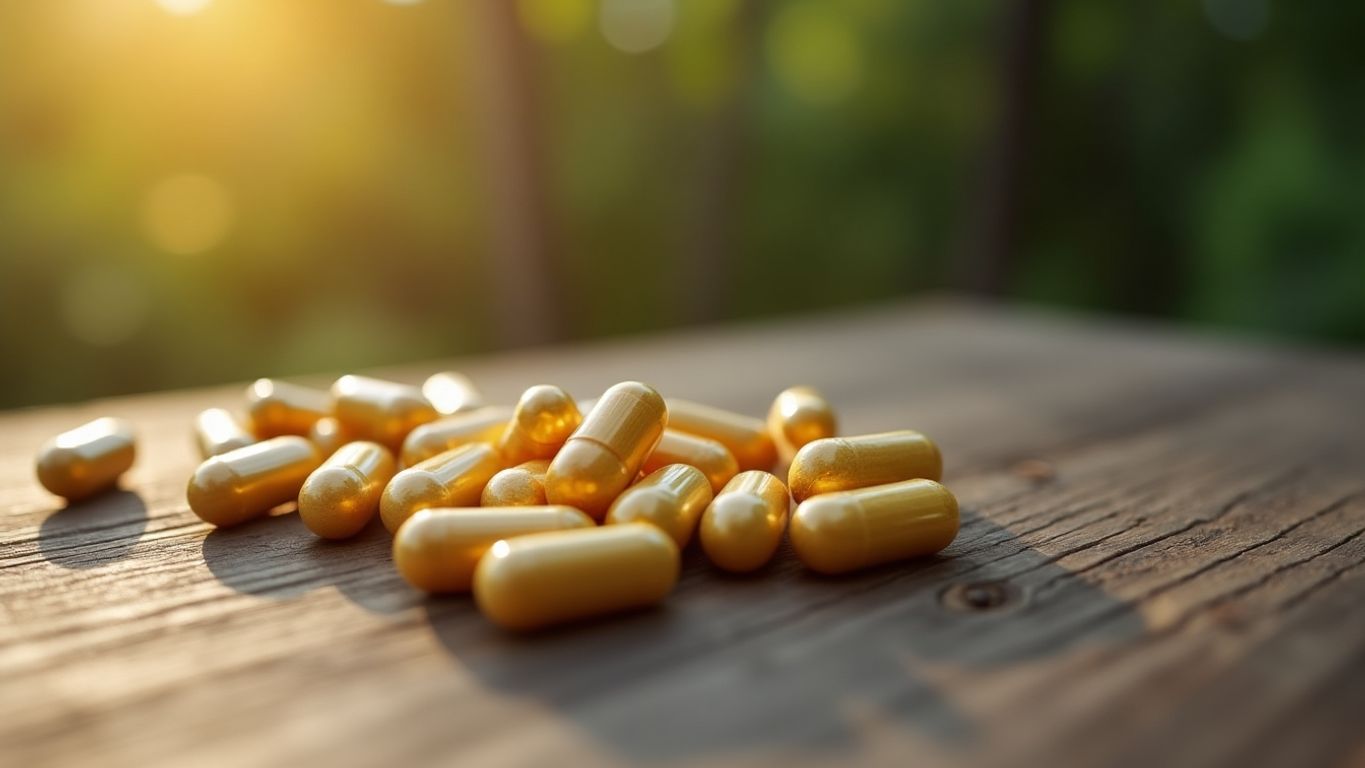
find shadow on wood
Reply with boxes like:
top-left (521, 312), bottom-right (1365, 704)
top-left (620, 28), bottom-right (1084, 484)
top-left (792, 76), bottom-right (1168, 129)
top-left (38, 489), bottom-right (148, 569)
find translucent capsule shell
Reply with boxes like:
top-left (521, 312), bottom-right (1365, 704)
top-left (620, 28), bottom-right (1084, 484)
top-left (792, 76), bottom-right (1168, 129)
top-left (422, 371), bottom-right (483, 416)
top-left (331, 375), bottom-right (439, 452)
top-left (245, 379), bottom-right (330, 438)
top-left (393, 506), bottom-right (594, 593)
top-left (187, 436), bottom-right (322, 527)
top-left (605, 464), bottom-right (713, 548)
top-left (380, 442), bottom-right (503, 532)
top-left (400, 406), bottom-right (513, 468)
top-left (474, 523), bottom-right (680, 632)
top-left (498, 385), bottom-right (582, 465)
top-left (789, 479), bottom-right (959, 575)
top-left (481, 459), bottom-right (551, 507)
top-left (297, 441), bottom-right (397, 539)
top-left (641, 429), bottom-right (739, 493)
top-left (308, 416), bottom-right (352, 458)
top-left (665, 398), bottom-right (777, 472)
top-left (699, 470), bottom-right (791, 573)
top-left (767, 386), bottom-right (837, 459)
top-left (545, 381), bottom-right (668, 520)
top-left (194, 408), bottom-right (254, 459)
top-left (787, 430), bottom-right (942, 502)
top-left (35, 417), bottom-right (137, 501)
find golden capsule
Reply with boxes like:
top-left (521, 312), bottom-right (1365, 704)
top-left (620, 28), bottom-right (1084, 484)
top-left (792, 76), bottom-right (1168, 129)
top-left (297, 441), bottom-right (397, 539)
top-left (187, 436), bottom-right (322, 527)
top-left (481, 459), bottom-right (551, 506)
top-left (641, 429), bottom-right (739, 493)
top-left (380, 442), bottom-right (503, 532)
top-left (246, 379), bottom-right (330, 438)
top-left (666, 398), bottom-right (777, 472)
top-left (545, 381), bottom-right (668, 520)
top-left (767, 386), bottom-right (837, 460)
top-left (788, 430), bottom-right (942, 502)
top-left (400, 406), bottom-right (513, 467)
top-left (605, 464), bottom-right (713, 548)
top-left (473, 523), bottom-right (680, 631)
top-left (699, 470), bottom-right (790, 573)
top-left (308, 416), bottom-right (352, 458)
top-left (422, 371), bottom-right (483, 416)
top-left (331, 375), bottom-right (439, 452)
top-left (194, 408), bottom-right (254, 459)
top-left (790, 479), bottom-right (958, 574)
top-left (394, 506), bottom-right (593, 593)
top-left (497, 385), bottom-right (582, 465)
top-left (35, 417), bottom-right (137, 501)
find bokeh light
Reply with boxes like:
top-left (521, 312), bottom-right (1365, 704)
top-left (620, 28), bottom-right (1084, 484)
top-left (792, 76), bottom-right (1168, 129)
top-left (155, 0), bottom-right (213, 16)
top-left (519, 0), bottom-right (592, 44)
top-left (140, 175), bottom-right (236, 256)
top-left (60, 264), bottom-right (151, 347)
top-left (767, 1), bottom-right (864, 106)
top-left (600, 0), bottom-right (675, 54)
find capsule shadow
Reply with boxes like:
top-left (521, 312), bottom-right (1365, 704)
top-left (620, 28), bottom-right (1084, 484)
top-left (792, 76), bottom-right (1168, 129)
top-left (38, 489), bottom-right (148, 569)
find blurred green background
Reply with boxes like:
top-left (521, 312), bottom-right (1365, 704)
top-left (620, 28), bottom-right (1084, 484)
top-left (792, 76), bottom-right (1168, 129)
top-left (2, 0), bottom-right (1363, 409)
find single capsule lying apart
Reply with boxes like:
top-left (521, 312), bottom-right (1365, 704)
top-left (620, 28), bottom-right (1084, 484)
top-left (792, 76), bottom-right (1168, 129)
top-left (246, 379), bottom-right (330, 438)
top-left (605, 464), bottom-right (713, 548)
top-left (297, 441), bottom-right (397, 539)
top-left (400, 406), bottom-right (513, 467)
top-left (788, 430), bottom-right (942, 502)
top-left (789, 479), bottom-right (958, 575)
top-left (422, 371), bottom-right (483, 416)
top-left (545, 382), bottom-right (668, 520)
top-left (308, 416), bottom-right (351, 458)
top-left (666, 398), bottom-right (777, 472)
top-left (481, 459), bottom-right (551, 507)
top-left (331, 375), bottom-right (439, 452)
top-left (187, 436), bottom-right (322, 527)
top-left (699, 470), bottom-right (790, 573)
top-left (35, 417), bottom-right (137, 501)
top-left (394, 506), bottom-right (593, 593)
top-left (497, 385), bottom-right (582, 465)
top-left (474, 523), bottom-right (680, 631)
top-left (380, 443), bottom-right (503, 532)
top-left (194, 408), bottom-right (254, 459)
top-left (768, 386), bottom-right (837, 459)
top-left (641, 429), bottom-right (739, 493)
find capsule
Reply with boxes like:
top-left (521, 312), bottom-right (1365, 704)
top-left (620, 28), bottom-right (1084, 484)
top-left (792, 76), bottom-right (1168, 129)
top-left (767, 386), bottom-right (837, 460)
top-left (297, 441), bottom-right (397, 539)
top-left (35, 417), bottom-right (136, 501)
top-left (308, 416), bottom-right (352, 458)
top-left (545, 382), bottom-right (668, 520)
top-left (481, 459), bottom-right (551, 507)
top-left (187, 436), bottom-right (322, 527)
top-left (498, 385), bottom-right (582, 465)
top-left (331, 375), bottom-right (439, 452)
top-left (666, 398), bottom-right (777, 472)
top-left (422, 371), bottom-right (483, 416)
top-left (245, 379), bottom-right (330, 438)
top-left (790, 479), bottom-right (958, 574)
top-left (641, 429), bottom-right (738, 493)
top-left (400, 406), bottom-right (513, 467)
top-left (788, 430), bottom-right (942, 502)
top-left (194, 408), bottom-right (254, 459)
top-left (605, 464), bottom-right (713, 548)
top-left (394, 506), bottom-right (593, 593)
top-left (380, 442), bottom-right (502, 532)
top-left (699, 470), bottom-right (790, 573)
top-left (474, 523), bottom-right (680, 631)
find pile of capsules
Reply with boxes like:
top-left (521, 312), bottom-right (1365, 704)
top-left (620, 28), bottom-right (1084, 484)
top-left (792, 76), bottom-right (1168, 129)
top-left (34, 373), bottom-right (958, 631)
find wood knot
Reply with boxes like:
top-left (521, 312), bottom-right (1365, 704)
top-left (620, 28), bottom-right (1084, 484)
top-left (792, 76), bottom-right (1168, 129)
top-left (939, 581), bottom-right (1021, 613)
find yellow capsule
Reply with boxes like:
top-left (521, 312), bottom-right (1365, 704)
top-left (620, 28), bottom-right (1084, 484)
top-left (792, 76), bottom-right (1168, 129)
top-left (767, 386), bottom-right (837, 460)
top-left (35, 417), bottom-right (137, 501)
top-left (474, 523), bottom-right (680, 631)
top-left (380, 442), bottom-right (503, 532)
top-left (297, 441), bottom-right (397, 539)
top-left (481, 459), bottom-right (551, 507)
top-left (545, 381), bottom-right (668, 520)
top-left (790, 479), bottom-right (958, 574)
top-left (699, 470), bottom-right (790, 573)
top-left (246, 379), bottom-right (330, 438)
top-left (194, 408), bottom-right (254, 459)
top-left (641, 429), bottom-right (739, 493)
top-left (788, 430), bottom-right (942, 502)
top-left (331, 375), bottom-right (439, 452)
top-left (187, 436), bottom-right (322, 527)
top-left (497, 385), bottom-right (582, 465)
top-left (400, 406), bottom-right (513, 467)
top-left (307, 416), bottom-right (352, 458)
top-left (605, 464), bottom-right (713, 548)
top-left (394, 506), bottom-right (594, 593)
top-left (666, 398), bottom-right (777, 472)
top-left (422, 371), bottom-right (483, 416)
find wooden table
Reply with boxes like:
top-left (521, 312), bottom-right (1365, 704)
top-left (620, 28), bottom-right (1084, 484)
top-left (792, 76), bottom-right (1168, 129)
top-left (4, 299), bottom-right (1364, 768)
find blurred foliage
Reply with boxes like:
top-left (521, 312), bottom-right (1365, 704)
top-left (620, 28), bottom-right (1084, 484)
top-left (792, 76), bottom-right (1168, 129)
top-left (0, 0), bottom-right (1361, 408)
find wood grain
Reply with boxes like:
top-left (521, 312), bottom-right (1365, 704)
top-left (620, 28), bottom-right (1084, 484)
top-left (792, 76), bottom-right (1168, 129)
top-left (3, 298), bottom-right (1364, 768)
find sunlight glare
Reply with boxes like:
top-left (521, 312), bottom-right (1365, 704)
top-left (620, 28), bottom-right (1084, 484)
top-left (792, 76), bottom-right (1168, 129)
top-left (155, 0), bottom-right (213, 16)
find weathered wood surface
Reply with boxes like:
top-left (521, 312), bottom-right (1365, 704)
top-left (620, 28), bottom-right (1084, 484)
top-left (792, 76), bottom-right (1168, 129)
top-left (3, 299), bottom-right (1365, 768)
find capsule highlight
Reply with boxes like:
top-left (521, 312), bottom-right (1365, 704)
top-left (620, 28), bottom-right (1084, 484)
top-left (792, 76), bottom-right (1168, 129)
top-left (308, 416), bottom-right (351, 458)
top-left (789, 478), bottom-right (958, 575)
top-left (699, 470), bottom-right (790, 573)
top-left (35, 417), bottom-right (137, 501)
top-left (666, 398), bottom-right (777, 472)
top-left (605, 464), bottom-right (713, 548)
top-left (245, 379), bottom-right (330, 438)
top-left (498, 385), bottom-right (582, 465)
top-left (422, 371), bottom-right (483, 416)
top-left (788, 430), bottom-right (942, 502)
top-left (481, 459), bottom-right (551, 507)
top-left (331, 375), bottom-right (439, 452)
top-left (380, 442), bottom-right (503, 532)
top-left (400, 406), bottom-right (512, 467)
top-left (641, 429), bottom-right (739, 493)
top-left (545, 382), bottom-right (668, 520)
top-left (297, 441), bottom-right (397, 539)
top-left (194, 408), bottom-right (254, 459)
top-left (187, 436), bottom-right (322, 527)
top-left (768, 386), bottom-right (837, 459)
